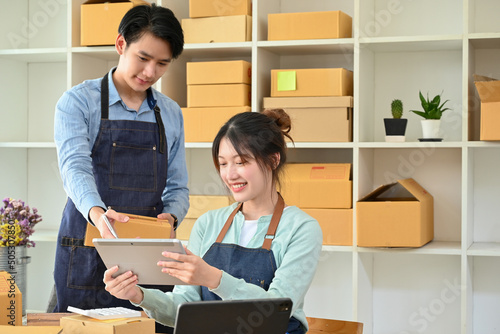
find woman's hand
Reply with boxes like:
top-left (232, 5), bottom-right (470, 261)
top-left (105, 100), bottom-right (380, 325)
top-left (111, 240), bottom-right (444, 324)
top-left (158, 247), bottom-right (222, 289)
top-left (89, 207), bottom-right (129, 239)
top-left (103, 266), bottom-right (144, 304)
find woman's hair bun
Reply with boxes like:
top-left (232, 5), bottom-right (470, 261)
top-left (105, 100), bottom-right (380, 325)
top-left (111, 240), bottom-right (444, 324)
top-left (262, 108), bottom-right (292, 139)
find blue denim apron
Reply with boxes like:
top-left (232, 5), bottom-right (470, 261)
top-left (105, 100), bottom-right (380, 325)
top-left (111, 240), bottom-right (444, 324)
top-left (201, 194), bottom-right (305, 334)
top-left (53, 72), bottom-right (169, 312)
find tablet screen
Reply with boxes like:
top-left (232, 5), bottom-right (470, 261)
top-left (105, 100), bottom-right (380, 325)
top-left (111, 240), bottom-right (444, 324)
top-left (93, 238), bottom-right (189, 285)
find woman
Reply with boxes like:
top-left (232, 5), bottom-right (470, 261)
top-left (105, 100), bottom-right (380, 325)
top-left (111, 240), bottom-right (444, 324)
top-left (104, 109), bottom-right (323, 333)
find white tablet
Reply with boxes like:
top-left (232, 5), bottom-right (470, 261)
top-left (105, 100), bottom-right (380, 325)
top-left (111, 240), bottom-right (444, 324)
top-left (93, 238), bottom-right (188, 286)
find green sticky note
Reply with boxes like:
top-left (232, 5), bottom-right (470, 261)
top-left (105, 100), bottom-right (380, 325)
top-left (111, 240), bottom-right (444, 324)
top-left (277, 71), bottom-right (297, 91)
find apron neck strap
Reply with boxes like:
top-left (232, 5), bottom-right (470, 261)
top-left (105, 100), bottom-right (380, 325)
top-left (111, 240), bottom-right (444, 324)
top-left (101, 73), bottom-right (110, 120)
top-left (215, 193), bottom-right (285, 250)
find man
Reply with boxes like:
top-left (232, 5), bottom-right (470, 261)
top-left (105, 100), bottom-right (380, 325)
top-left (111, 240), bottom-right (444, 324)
top-left (52, 5), bottom-right (188, 332)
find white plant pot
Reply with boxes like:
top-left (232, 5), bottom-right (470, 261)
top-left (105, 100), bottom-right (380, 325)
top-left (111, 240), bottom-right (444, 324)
top-left (420, 119), bottom-right (441, 138)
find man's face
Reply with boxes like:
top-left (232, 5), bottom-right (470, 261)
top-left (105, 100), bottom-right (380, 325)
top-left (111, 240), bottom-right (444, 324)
top-left (115, 32), bottom-right (172, 92)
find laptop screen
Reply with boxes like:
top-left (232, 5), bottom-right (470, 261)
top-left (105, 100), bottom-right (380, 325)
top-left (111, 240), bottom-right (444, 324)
top-left (173, 298), bottom-right (293, 334)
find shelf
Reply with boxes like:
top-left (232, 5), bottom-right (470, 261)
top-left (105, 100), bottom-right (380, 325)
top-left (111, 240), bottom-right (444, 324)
top-left (468, 34), bottom-right (500, 48)
top-left (183, 42), bottom-right (252, 58)
top-left (71, 46), bottom-right (118, 61)
top-left (30, 229), bottom-right (58, 242)
top-left (468, 242), bottom-right (500, 256)
top-left (358, 141), bottom-right (463, 148)
top-left (467, 141), bottom-right (500, 148)
top-left (360, 35), bottom-right (463, 52)
top-left (357, 241), bottom-right (461, 255)
top-left (0, 142), bottom-right (56, 148)
top-left (0, 48), bottom-right (67, 62)
top-left (257, 39), bottom-right (354, 55)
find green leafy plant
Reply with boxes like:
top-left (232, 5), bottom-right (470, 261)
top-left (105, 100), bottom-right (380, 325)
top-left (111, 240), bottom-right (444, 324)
top-left (410, 91), bottom-right (451, 119)
top-left (391, 99), bottom-right (403, 119)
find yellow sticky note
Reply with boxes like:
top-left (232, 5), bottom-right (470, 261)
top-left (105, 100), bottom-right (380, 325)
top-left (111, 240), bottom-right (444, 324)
top-left (277, 71), bottom-right (297, 91)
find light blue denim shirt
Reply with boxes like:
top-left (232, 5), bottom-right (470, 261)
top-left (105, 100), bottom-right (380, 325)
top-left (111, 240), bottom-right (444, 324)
top-left (54, 69), bottom-right (189, 221)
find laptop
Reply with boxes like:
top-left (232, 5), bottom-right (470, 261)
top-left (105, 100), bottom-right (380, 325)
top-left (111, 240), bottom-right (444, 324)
top-left (173, 298), bottom-right (293, 334)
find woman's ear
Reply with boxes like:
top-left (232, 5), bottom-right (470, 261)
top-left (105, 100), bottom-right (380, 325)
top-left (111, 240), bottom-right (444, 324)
top-left (115, 34), bottom-right (126, 55)
top-left (272, 153), bottom-right (281, 170)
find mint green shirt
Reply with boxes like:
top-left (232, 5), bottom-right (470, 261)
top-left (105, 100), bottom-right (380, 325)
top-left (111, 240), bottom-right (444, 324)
top-left (136, 203), bottom-right (323, 329)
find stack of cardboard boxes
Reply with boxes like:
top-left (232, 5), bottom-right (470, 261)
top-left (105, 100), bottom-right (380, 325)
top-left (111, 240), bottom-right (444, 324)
top-left (183, 60), bottom-right (252, 142)
top-left (263, 10), bottom-right (354, 143)
top-left (281, 164), bottom-right (353, 246)
top-left (80, 0), bottom-right (147, 46)
top-left (182, 0), bottom-right (252, 43)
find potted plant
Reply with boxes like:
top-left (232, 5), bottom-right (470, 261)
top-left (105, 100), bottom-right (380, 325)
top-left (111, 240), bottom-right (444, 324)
top-left (410, 91), bottom-right (451, 141)
top-left (384, 99), bottom-right (408, 142)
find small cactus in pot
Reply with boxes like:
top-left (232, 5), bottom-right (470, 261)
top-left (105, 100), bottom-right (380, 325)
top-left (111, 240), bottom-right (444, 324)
top-left (384, 98), bottom-right (408, 142)
top-left (391, 99), bottom-right (403, 119)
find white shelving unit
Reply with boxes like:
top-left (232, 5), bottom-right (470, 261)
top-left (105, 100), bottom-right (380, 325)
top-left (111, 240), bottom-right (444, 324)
top-left (1, 0), bottom-right (500, 332)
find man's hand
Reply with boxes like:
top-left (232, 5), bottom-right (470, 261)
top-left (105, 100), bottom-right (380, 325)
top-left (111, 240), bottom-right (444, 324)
top-left (89, 206), bottom-right (129, 238)
top-left (157, 213), bottom-right (176, 238)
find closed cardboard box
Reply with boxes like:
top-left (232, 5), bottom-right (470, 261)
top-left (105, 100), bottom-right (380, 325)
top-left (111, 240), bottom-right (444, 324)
top-left (187, 84), bottom-right (251, 107)
top-left (356, 178), bottom-right (434, 247)
top-left (281, 163), bottom-right (352, 209)
top-left (182, 15), bottom-right (252, 43)
top-left (271, 68), bottom-right (353, 97)
top-left (474, 75), bottom-right (500, 140)
top-left (84, 213), bottom-right (172, 247)
top-left (189, 0), bottom-right (252, 18)
top-left (81, 0), bottom-right (147, 46)
top-left (0, 271), bottom-right (22, 326)
top-left (60, 315), bottom-right (155, 334)
top-left (187, 60), bottom-right (251, 85)
top-left (303, 209), bottom-right (353, 246)
top-left (182, 106), bottom-right (251, 142)
top-left (268, 11), bottom-right (352, 41)
top-left (177, 195), bottom-right (234, 240)
top-left (263, 96), bottom-right (353, 142)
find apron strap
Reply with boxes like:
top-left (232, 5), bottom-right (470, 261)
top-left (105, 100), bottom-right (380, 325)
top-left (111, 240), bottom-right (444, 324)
top-left (262, 193), bottom-right (284, 250)
top-left (215, 202), bottom-right (243, 243)
top-left (215, 193), bottom-right (285, 250)
top-left (100, 71), bottom-right (166, 154)
top-left (101, 73), bottom-right (109, 120)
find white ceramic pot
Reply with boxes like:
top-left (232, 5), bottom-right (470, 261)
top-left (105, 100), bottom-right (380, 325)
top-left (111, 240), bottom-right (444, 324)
top-left (420, 119), bottom-right (441, 138)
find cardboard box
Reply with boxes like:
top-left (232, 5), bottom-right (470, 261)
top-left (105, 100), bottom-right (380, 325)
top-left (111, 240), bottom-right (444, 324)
top-left (81, 0), bottom-right (147, 46)
top-left (182, 106), bottom-right (251, 142)
top-left (271, 68), bottom-right (353, 97)
top-left (356, 178), bottom-right (434, 247)
top-left (60, 315), bottom-right (155, 334)
top-left (177, 195), bottom-right (234, 240)
top-left (189, 0), bottom-right (252, 18)
top-left (187, 60), bottom-right (251, 85)
top-left (0, 326), bottom-right (63, 333)
top-left (303, 209), bottom-right (353, 246)
top-left (474, 74), bottom-right (500, 141)
top-left (268, 10), bottom-right (352, 41)
top-left (0, 271), bottom-right (22, 326)
top-left (84, 213), bottom-right (172, 247)
top-left (281, 163), bottom-right (352, 209)
top-left (182, 15), bottom-right (252, 43)
top-left (187, 84), bottom-right (251, 107)
top-left (263, 96), bottom-right (353, 142)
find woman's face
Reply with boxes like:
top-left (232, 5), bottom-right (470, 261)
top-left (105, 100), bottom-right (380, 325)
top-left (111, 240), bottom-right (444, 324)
top-left (217, 137), bottom-right (273, 205)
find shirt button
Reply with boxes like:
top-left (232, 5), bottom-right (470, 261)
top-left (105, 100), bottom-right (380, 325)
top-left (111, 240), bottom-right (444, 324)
top-left (153, 146), bottom-right (156, 150)
top-left (113, 142), bottom-right (116, 147)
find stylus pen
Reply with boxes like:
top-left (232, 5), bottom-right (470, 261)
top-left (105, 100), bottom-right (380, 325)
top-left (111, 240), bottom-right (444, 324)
top-left (102, 213), bottom-right (119, 238)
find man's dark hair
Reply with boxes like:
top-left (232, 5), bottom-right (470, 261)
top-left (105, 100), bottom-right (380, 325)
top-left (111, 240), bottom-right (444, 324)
top-left (118, 4), bottom-right (184, 59)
